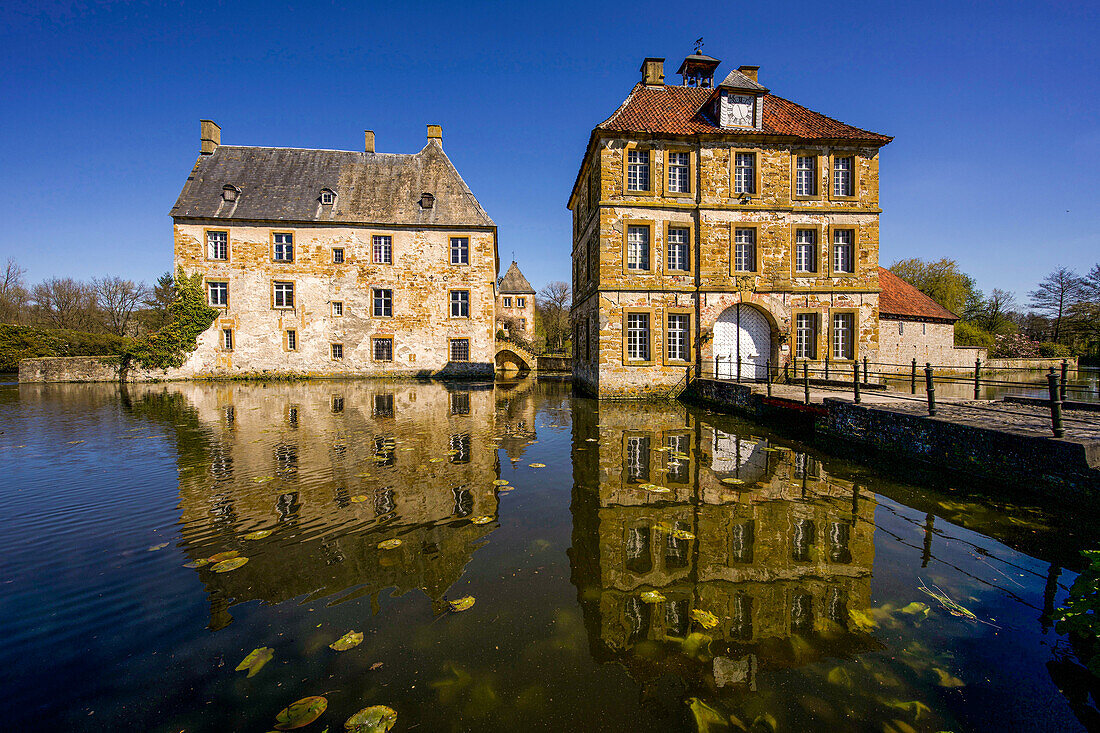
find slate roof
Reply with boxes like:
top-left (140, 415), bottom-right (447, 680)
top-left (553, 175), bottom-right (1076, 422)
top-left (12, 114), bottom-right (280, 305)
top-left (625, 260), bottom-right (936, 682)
top-left (878, 267), bottom-right (959, 322)
top-left (717, 69), bottom-right (767, 92)
top-left (597, 83), bottom-right (892, 143)
top-left (170, 141), bottom-right (494, 227)
top-left (498, 261), bottom-right (535, 294)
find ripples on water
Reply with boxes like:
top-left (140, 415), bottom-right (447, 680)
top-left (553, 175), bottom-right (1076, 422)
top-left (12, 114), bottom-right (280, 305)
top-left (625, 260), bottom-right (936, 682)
top-left (1, 378), bottom-right (1097, 731)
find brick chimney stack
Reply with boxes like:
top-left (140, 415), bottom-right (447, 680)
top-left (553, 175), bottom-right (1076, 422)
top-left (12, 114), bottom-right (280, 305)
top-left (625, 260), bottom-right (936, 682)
top-left (640, 58), bottom-right (665, 87)
top-left (738, 65), bottom-right (760, 83)
top-left (200, 120), bottom-right (220, 155)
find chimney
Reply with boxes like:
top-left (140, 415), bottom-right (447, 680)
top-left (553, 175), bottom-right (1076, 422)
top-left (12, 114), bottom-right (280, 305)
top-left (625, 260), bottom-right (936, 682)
top-left (738, 65), bottom-right (760, 83)
top-left (427, 124), bottom-right (442, 146)
top-left (364, 130), bottom-right (375, 153)
top-left (640, 57), bottom-right (665, 87)
top-left (200, 120), bottom-right (220, 155)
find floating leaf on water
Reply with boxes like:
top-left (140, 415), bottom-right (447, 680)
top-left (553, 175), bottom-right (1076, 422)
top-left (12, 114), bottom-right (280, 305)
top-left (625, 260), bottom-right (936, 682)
top-left (671, 452), bottom-right (690, 460)
top-left (899, 601), bottom-right (929, 617)
top-left (449, 596), bottom-right (475, 612)
top-left (686, 697), bottom-right (728, 732)
top-left (274, 695), bottom-right (328, 730)
top-left (429, 457), bottom-right (445, 463)
top-left (671, 529), bottom-right (695, 540)
top-left (827, 666), bottom-right (853, 688)
top-left (183, 559), bottom-right (209, 569)
top-left (498, 487), bottom-right (514, 493)
top-left (529, 463), bottom-right (546, 468)
top-left (585, 438), bottom-right (598, 442)
top-left (640, 590), bottom-right (666, 603)
top-left (253, 476), bottom-right (275, 483)
top-left (377, 539), bottom-right (402, 550)
top-left (721, 478), bottom-right (744, 485)
top-left (350, 495), bottom-right (369, 503)
top-left (147, 542), bottom-right (169, 551)
top-left (691, 609), bottom-right (719, 629)
top-left (208, 550), bottom-right (240, 563)
top-left (445, 450), bottom-right (460, 456)
top-left (470, 516), bottom-right (494, 525)
top-left (345, 705), bottom-right (397, 732)
top-left (236, 646), bottom-right (274, 677)
top-left (212, 557), bottom-right (249, 573)
top-left (370, 662), bottom-right (384, 671)
top-left (243, 530), bottom-right (273, 540)
top-left (329, 630), bottom-right (364, 651)
top-left (933, 667), bottom-right (965, 687)
top-left (492, 479), bottom-right (510, 486)
top-left (645, 485), bottom-right (671, 494)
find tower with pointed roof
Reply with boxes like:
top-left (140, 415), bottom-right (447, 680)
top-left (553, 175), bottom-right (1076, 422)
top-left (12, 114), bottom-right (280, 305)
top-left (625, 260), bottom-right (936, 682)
top-left (496, 260), bottom-right (536, 341)
top-left (568, 51), bottom-right (892, 397)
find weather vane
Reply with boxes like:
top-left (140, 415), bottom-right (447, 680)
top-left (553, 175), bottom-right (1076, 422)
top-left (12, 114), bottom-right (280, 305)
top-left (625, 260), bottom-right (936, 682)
top-left (694, 37), bottom-right (704, 54)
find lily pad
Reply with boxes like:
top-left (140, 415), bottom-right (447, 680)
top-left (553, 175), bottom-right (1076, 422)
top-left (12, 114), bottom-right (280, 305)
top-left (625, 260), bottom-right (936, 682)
top-left (212, 557), bottom-right (249, 573)
top-left (691, 609), bottom-right (720, 629)
top-left (645, 485), bottom-right (671, 494)
top-left (208, 550), bottom-right (240, 563)
top-left (721, 478), bottom-right (744, 485)
top-left (528, 463), bottom-right (546, 468)
top-left (183, 559), bottom-right (209, 569)
top-left (377, 539), bottom-right (402, 550)
top-left (345, 705), bottom-right (397, 732)
top-left (236, 646), bottom-right (274, 677)
top-left (449, 595), bottom-right (476, 612)
top-left (671, 529), bottom-right (695, 540)
top-left (253, 476), bottom-right (275, 483)
top-left (899, 601), bottom-right (929, 617)
top-left (147, 542), bottom-right (169, 551)
top-left (428, 457), bottom-right (445, 463)
top-left (330, 630), bottom-right (364, 651)
top-left (470, 516), bottom-right (494, 525)
top-left (492, 479), bottom-right (510, 486)
top-left (350, 495), bottom-right (369, 503)
top-left (275, 696), bottom-right (328, 730)
top-left (243, 530), bottom-right (273, 540)
top-left (640, 590), bottom-right (666, 603)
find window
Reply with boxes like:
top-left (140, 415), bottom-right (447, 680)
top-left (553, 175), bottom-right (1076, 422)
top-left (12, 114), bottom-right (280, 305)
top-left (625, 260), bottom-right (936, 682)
top-left (320, 189), bottom-right (335, 205)
top-left (207, 230), bottom-right (228, 260)
top-left (449, 433), bottom-right (471, 464)
top-left (450, 290), bottom-right (469, 318)
top-left (625, 435), bottom-right (651, 483)
top-left (420, 192), bottom-right (435, 209)
top-left (332, 301), bottom-right (343, 317)
top-left (517, 297), bottom-right (525, 308)
top-left (667, 314), bottom-right (689, 361)
top-left (208, 281), bottom-right (228, 307)
top-left (833, 156), bottom-right (854, 197)
top-left (222, 328), bottom-right (233, 351)
top-left (519, 317), bottom-right (526, 329)
top-left (667, 151), bottom-right (690, 193)
top-left (273, 281), bottom-right (294, 308)
top-left (626, 313), bottom-right (650, 361)
top-left (899, 321), bottom-right (904, 336)
top-left (373, 235), bottom-right (392, 264)
top-left (795, 155), bottom-right (816, 197)
top-left (503, 296), bottom-right (512, 307)
top-left (794, 230), bottom-right (817, 273)
top-left (331, 397), bottom-right (344, 414)
top-left (373, 337), bottom-right (393, 361)
top-left (734, 228), bottom-right (756, 272)
top-left (450, 237), bottom-right (469, 265)
top-left (626, 149), bottom-right (650, 191)
top-left (626, 225), bottom-right (650, 270)
top-left (451, 392), bottom-right (470, 415)
top-left (273, 233), bottom-right (293, 262)
top-left (373, 288), bottom-right (393, 317)
top-left (833, 229), bottom-right (855, 274)
top-left (667, 227), bottom-right (690, 271)
top-left (795, 313), bottom-right (818, 359)
top-left (450, 338), bottom-right (470, 362)
top-left (734, 152), bottom-right (756, 194)
top-left (331, 343), bottom-right (343, 360)
top-left (286, 329), bottom-right (297, 351)
top-left (332, 247), bottom-right (344, 264)
top-left (373, 394), bottom-right (395, 418)
top-left (832, 312), bottom-right (855, 360)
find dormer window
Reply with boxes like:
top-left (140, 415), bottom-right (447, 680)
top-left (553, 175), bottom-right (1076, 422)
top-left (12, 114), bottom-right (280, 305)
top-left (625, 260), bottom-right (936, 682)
top-left (420, 192), bottom-right (435, 209)
top-left (221, 185), bottom-right (240, 202)
top-left (320, 188), bottom-right (336, 205)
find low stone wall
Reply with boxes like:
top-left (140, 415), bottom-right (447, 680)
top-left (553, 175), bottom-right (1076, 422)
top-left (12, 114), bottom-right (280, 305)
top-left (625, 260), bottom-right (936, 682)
top-left (19, 356), bottom-right (122, 383)
top-left (536, 355), bottom-right (571, 373)
top-left (985, 357), bottom-right (1077, 371)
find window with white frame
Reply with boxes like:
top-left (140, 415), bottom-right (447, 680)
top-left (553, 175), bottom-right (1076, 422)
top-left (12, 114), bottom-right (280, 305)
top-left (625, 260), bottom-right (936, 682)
top-left (331, 343), bottom-right (343, 359)
top-left (833, 229), bottom-right (855, 273)
top-left (332, 247), bottom-right (344, 264)
top-left (373, 337), bottom-right (393, 362)
top-left (832, 312), bottom-right (855, 360)
top-left (320, 189), bottom-right (335, 205)
top-left (450, 237), bottom-right (469, 264)
top-left (222, 328), bottom-right (233, 351)
top-left (795, 155), bottom-right (816, 196)
top-left (372, 288), bottom-right (392, 317)
top-left (373, 235), bottom-right (392, 264)
top-left (667, 227), bottom-right (690, 271)
top-left (208, 281), bottom-right (228, 307)
top-left (207, 230), bottom-right (228, 260)
top-left (286, 330), bottom-right (297, 351)
top-left (626, 435), bottom-right (651, 483)
top-left (273, 233), bottom-right (293, 262)
top-left (450, 290), bottom-right (469, 318)
top-left (667, 314), bottom-right (689, 361)
top-left (450, 338), bottom-right (470, 362)
top-left (794, 230), bottom-right (817, 273)
top-left (626, 313), bottom-right (650, 361)
top-left (517, 297), bottom-right (525, 308)
top-left (667, 151), bottom-right (690, 193)
top-left (626, 225), bottom-right (650, 270)
top-left (833, 156), bottom-right (854, 197)
top-left (273, 281), bottom-right (294, 308)
top-left (734, 152), bottom-right (756, 194)
top-left (795, 313), bottom-right (818, 359)
top-left (626, 149), bottom-right (650, 191)
top-left (734, 228), bottom-right (756, 272)
top-left (503, 296), bottom-right (512, 307)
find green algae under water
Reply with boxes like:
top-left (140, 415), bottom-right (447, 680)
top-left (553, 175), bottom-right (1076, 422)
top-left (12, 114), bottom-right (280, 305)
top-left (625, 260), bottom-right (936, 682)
top-left (1, 377), bottom-right (1098, 732)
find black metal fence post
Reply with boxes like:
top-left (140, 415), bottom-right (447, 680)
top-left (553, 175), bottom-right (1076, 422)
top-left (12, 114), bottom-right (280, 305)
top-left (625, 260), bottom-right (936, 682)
top-left (853, 361), bottom-right (861, 404)
top-left (1061, 359), bottom-right (1068, 401)
top-left (824, 353), bottom-right (830, 380)
top-left (803, 362), bottom-right (810, 405)
top-left (973, 358), bottom-right (981, 400)
top-left (766, 360), bottom-right (772, 397)
top-left (714, 356), bottom-right (718, 379)
top-left (1048, 368), bottom-right (1065, 438)
top-left (925, 363), bottom-right (936, 416)
top-left (911, 358), bottom-right (917, 395)
top-left (863, 356), bottom-right (869, 384)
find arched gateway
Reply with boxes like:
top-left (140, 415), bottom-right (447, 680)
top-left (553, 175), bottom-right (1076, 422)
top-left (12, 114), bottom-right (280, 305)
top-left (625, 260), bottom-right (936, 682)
top-left (713, 304), bottom-right (773, 380)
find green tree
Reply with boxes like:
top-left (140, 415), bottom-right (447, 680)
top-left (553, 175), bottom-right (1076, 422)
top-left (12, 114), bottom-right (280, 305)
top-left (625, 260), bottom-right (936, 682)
top-left (888, 258), bottom-right (977, 316)
top-left (143, 271), bottom-right (177, 330)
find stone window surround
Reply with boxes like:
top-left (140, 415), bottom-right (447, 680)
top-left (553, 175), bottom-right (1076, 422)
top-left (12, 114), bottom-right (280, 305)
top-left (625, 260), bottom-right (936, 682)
top-left (790, 224), bottom-right (824, 278)
top-left (665, 221), bottom-right (693, 273)
top-left (829, 308), bottom-right (859, 362)
top-left (622, 143), bottom-right (655, 196)
top-left (332, 247), bottom-right (345, 264)
top-left (449, 337), bottom-right (470, 362)
top-left (284, 329), bottom-right (297, 352)
top-left (516, 296), bottom-right (526, 308)
top-left (662, 147), bottom-right (695, 197)
top-left (271, 231), bottom-right (294, 263)
top-left (730, 223), bottom-right (759, 275)
top-left (790, 151), bottom-right (823, 201)
top-left (828, 152), bottom-right (860, 201)
top-left (730, 148), bottom-right (761, 197)
top-left (272, 280), bottom-right (296, 310)
top-left (830, 227), bottom-right (859, 277)
top-left (220, 327), bottom-right (234, 352)
top-left (372, 336), bottom-right (394, 362)
top-left (621, 307), bottom-right (655, 366)
top-left (331, 300), bottom-right (343, 317)
top-left (503, 296), bottom-right (512, 307)
top-left (372, 287), bottom-right (393, 318)
top-left (449, 236), bottom-right (470, 266)
top-left (206, 279), bottom-right (229, 308)
top-left (330, 343), bottom-right (344, 360)
top-left (204, 228), bottom-right (230, 262)
top-left (663, 307), bottom-right (694, 364)
top-left (622, 219), bottom-right (654, 275)
top-left (448, 289), bottom-right (471, 319)
top-left (372, 234), bottom-right (394, 265)
top-left (791, 309), bottom-right (821, 360)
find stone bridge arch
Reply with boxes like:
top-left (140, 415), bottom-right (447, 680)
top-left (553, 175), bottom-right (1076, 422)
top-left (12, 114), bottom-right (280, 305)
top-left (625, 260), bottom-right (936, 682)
top-left (495, 344), bottom-right (535, 374)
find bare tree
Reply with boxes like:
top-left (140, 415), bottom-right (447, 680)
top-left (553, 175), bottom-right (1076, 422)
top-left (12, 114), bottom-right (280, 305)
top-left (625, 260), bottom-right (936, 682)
top-left (978, 288), bottom-right (1017, 335)
top-left (93, 276), bottom-right (150, 336)
top-left (1028, 267), bottom-right (1085, 343)
top-left (536, 281), bottom-right (571, 353)
top-left (31, 277), bottom-right (98, 331)
top-left (0, 258), bottom-right (28, 324)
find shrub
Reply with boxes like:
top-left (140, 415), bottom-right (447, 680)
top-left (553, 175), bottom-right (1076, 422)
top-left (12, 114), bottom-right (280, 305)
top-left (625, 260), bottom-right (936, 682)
top-left (126, 270), bottom-right (218, 370)
top-left (954, 321), bottom-right (994, 348)
top-left (496, 329), bottom-right (506, 339)
top-left (1038, 341), bottom-right (1072, 358)
top-left (0, 323), bottom-right (132, 372)
top-left (990, 333), bottom-right (1041, 358)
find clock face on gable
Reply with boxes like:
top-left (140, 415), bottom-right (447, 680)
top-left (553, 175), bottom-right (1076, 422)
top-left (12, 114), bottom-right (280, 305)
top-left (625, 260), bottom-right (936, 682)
top-left (726, 94), bottom-right (755, 128)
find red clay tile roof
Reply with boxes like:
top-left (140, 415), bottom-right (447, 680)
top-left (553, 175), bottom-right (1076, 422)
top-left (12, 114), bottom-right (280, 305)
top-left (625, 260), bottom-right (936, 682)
top-left (598, 84), bottom-right (892, 143)
top-left (878, 267), bottom-right (958, 322)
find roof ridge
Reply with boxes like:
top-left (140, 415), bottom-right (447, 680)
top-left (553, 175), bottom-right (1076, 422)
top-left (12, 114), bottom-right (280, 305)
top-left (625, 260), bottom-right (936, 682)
top-left (767, 94), bottom-right (893, 142)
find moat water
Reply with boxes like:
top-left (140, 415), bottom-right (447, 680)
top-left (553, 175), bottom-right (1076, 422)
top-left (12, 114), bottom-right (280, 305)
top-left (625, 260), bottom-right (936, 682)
top-left (2, 377), bottom-right (1099, 731)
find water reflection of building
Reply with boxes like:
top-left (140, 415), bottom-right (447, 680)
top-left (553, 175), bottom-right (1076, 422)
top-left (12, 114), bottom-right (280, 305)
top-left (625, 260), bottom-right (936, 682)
top-left (494, 377), bottom-right (539, 467)
top-left (133, 381), bottom-right (502, 628)
top-left (570, 400), bottom-right (876, 691)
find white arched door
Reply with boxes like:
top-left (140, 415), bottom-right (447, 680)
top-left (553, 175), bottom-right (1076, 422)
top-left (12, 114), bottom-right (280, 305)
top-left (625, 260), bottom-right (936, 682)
top-left (713, 305), bottom-right (771, 380)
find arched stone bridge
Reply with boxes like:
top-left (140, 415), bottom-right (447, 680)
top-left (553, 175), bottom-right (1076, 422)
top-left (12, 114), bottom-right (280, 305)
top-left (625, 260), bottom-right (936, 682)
top-left (495, 342), bottom-right (536, 374)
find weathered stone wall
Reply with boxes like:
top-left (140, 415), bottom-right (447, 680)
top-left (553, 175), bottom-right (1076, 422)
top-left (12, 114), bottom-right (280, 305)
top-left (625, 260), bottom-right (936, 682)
top-left (495, 292), bottom-right (534, 340)
top-left (877, 318), bottom-right (985, 372)
top-left (19, 356), bottom-right (122, 383)
top-left (173, 221), bottom-right (497, 378)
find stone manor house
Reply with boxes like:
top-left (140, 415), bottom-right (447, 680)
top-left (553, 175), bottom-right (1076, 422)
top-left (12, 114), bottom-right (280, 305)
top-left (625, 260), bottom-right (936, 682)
top-left (568, 53), bottom-right (893, 397)
top-left (169, 122), bottom-right (498, 377)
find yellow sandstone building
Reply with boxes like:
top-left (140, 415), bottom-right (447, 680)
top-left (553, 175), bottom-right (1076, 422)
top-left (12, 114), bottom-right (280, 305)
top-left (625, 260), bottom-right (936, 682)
top-left (569, 53), bottom-right (892, 397)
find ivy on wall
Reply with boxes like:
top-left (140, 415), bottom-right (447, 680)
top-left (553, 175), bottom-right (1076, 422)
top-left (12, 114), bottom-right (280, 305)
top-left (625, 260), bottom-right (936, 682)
top-left (126, 269), bottom-right (218, 371)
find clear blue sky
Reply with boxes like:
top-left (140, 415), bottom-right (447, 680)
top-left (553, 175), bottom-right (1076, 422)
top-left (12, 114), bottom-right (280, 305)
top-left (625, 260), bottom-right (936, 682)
top-left (1, 0), bottom-right (1097, 302)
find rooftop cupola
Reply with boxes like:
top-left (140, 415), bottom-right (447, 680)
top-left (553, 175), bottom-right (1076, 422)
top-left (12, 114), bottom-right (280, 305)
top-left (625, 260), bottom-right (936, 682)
top-left (676, 52), bottom-right (721, 87)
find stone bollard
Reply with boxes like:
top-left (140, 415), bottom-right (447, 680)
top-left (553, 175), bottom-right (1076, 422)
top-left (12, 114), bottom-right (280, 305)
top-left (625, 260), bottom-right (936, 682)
top-left (925, 363), bottom-right (936, 416)
top-left (853, 361), bottom-right (861, 404)
top-left (1048, 368), bottom-right (1065, 438)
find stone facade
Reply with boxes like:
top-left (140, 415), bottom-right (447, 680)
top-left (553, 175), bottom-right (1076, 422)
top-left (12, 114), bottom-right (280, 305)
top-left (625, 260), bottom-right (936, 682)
top-left (495, 261), bottom-right (535, 341)
top-left (878, 317), bottom-right (985, 371)
top-left (568, 56), bottom-right (891, 398)
top-left (167, 123), bottom-right (498, 379)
